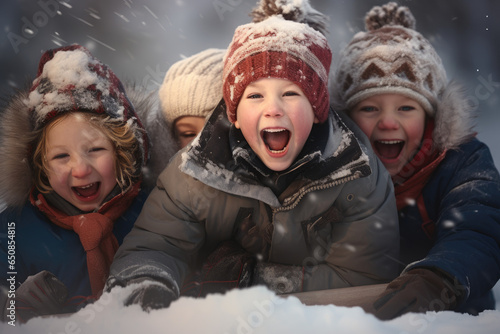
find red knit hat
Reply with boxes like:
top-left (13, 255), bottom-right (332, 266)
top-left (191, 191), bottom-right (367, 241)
top-left (223, 15), bottom-right (332, 124)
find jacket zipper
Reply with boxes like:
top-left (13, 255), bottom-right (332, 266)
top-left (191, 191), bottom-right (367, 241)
top-left (272, 171), bottom-right (362, 214)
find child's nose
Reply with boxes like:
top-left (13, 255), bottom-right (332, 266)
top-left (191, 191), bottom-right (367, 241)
top-left (70, 156), bottom-right (92, 178)
top-left (264, 97), bottom-right (284, 118)
top-left (377, 114), bottom-right (399, 130)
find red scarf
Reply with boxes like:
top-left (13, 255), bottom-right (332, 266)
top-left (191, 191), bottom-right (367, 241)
top-left (393, 119), bottom-right (446, 211)
top-left (30, 181), bottom-right (141, 298)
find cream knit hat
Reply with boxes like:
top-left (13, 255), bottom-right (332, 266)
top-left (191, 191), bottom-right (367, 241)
top-left (159, 48), bottom-right (225, 127)
top-left (332, 2), bottom-right (447, 116)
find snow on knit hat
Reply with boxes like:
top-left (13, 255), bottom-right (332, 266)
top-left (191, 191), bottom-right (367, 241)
top-left (223, 0), bottom-right (332, 124)
top-left (332, 2), bottom-right (447, 116)
top-left (27, 44), bottom-right (149, 163)
top-left (159, 48), bottom-right (225, 127)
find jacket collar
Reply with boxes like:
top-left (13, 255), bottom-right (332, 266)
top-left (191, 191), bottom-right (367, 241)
top-left (180, 101), bottom-right (371, 208)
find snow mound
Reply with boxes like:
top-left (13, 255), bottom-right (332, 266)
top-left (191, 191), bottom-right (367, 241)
top-left (2, 283), bottom-right (500, 334)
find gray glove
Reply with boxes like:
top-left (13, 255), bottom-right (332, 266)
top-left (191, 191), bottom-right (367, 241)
top-left (124, 278), bottom-right (178, 312)
top-left (181, 240), bottom-right (256, 297)
top-left (5, 271), bottom-right (69, 323)
top-left (361, 268), bottom-right (465, 320)
top-left (252, 262), bottom-right (304, 294)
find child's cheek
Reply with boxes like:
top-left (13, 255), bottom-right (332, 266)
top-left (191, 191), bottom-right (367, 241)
top-left (47, 164), bottom-right (69, 184)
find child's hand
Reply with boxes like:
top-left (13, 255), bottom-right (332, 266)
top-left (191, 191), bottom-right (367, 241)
top-left (252, 262), bottom-right (304, 294)
top-left (181, 240), bottom-right (256, 297)
top-left (13, 270), bottom-right (69, 323)
top-left (124, 279), bottom-right (177, 312)
top-left (361, 268), bottom-right (465, 320)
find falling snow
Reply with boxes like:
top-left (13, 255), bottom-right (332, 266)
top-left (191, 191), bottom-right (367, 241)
top-left (0, 1), bottom-right (499, 333)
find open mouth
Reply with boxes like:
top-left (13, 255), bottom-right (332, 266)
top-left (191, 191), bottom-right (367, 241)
top-left (72, 182), bottom-right (100, 198)
top-left (374, 140), bottom-right (404, 160)
top-left (262, 128), bottom-right (290, 154)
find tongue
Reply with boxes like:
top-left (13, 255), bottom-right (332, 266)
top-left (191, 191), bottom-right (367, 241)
top-left (264, 130), bottom-right (289, 151)
top-left (75, 183), bottom-right (99, 197)
top-left (375, 142), bottom-right (403, 159)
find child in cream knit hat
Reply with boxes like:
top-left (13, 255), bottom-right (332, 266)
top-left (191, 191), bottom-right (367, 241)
top-left (159, 48), bottom-right (225, 149)
top-left (332, 1), bottom-right (500, 320)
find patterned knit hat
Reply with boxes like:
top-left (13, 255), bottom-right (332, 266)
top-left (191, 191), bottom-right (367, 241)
top-left (159, 48), bottom-right (225, 128)
top-left (332, 2), bottom-right (447, 116)
top-left (27, 44), bottom-right (149, 164)
top-left (223, 0), bottom-right (332, 124)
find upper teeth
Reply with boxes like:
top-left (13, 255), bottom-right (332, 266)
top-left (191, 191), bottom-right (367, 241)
top-left (264, 128), bottom-right (286, 133)
top-left (79, 183), bottom-right (94, 189)
top-left (379, 140), bottom-right (403, 144)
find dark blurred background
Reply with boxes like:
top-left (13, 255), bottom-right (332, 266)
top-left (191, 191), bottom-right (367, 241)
top-left (1, 0), bottom-right (499, 164)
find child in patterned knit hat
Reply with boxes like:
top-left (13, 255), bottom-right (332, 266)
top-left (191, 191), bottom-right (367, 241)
top-left (332, 2), bottom-right (500, 319)
top-left (0, 44), bottom-right (150, 322)
top-left (107, 0), bottom-right (399, 311)
top-left (159, 48), bottom-right (225, 149)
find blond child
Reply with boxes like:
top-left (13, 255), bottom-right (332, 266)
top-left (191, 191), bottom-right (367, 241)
top-left (0, 45), bottom-right (150, 322)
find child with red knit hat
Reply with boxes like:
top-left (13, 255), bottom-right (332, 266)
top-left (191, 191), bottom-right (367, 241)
top-left (107, 0), bottom-right (399, 311)
top-left (0, 45), bottom-right (150, 323)
top-left (332, 2), bottom-right (500, 319)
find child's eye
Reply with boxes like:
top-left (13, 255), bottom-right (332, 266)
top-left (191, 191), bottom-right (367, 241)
top-left (359, 106), bottom-right (376, 112)
top-left (247, 93), bottom-right (262, 99)
top-left (179, 132), bottom-right (197, 139)
top-left (400, 106), bottom-right (415, 111)
top-left (89, 147), bottom-right (105, 153)
top-left (283, 91), bottom-right (299, 97)
top-left (52, 153), bottom-right (69, 160)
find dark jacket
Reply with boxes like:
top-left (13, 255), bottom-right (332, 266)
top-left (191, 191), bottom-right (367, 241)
top-left (0, 190), bottom-right (148, 300)
top-left (400, 138), bottom-right (500, 313)
top-left (109, 102), bottom-right (400, 296)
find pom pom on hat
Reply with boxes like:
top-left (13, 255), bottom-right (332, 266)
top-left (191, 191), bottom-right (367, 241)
top-left (159, 48), bottom-right (225, 127)
top-left (223, 0), bottom-right (332, 124)
top-left (332, 2), bottom-right (447, 116)
top-left (364, 1), bottom-right (416, 31)
top-left (251, 0), bottom-right (329, 36)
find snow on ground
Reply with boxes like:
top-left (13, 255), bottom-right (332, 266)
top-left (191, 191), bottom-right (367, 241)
top-left (2, 281), bottom-right (500, 334)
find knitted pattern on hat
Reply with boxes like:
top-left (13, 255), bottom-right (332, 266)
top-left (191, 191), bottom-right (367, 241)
top-left (159, 48), bottom-right (225, 127)
top-left (332, 2), bottom-right (447, 115)
top-left (27, 44), bottom-right (149, 163)
top-left (223, 0), bottom-right (332, 124)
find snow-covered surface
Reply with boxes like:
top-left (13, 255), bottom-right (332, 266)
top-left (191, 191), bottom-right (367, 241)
top-left (2, 282), bottom-right (500, 334)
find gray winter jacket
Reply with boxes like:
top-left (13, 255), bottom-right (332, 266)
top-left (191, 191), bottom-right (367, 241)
top-left (109, 103), bottom-right (399, 296)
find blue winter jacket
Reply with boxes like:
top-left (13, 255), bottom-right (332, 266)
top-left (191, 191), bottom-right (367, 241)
top-left (400, 138), bottom-right (500, 314)
top-left (0, 189), bottom-right (148, 300)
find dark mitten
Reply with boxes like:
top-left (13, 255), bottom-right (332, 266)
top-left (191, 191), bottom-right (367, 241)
top-left (181, 240), bottom-right (256, 297)
top-left (125, 279), bottom-right (178, 312)
top-left (14, 271), bottom-right (69, 323)
top-left (362, 268), bottom-right (465, 320)
top-left (252, 262), bottom-right (304, 294)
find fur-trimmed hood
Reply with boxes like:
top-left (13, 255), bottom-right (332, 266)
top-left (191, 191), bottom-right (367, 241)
top-left (0, 87), bottom-right (33, 208)
top-left (128, 84), bottom-right (177, 190)
top-left (432, 80), bottom-right (476, 151)
top-left (0, 83), bottom-right (172, 208)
